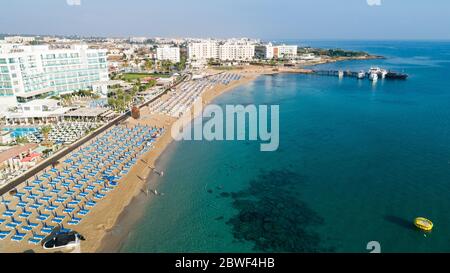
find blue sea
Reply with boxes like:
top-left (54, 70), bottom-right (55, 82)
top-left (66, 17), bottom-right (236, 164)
top-left (120, 41), bottom-right (450, 253)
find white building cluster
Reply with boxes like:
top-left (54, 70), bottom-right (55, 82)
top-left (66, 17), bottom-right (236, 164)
top-left (3, 36), bottom-right (36, 44)
top-left (187, 39), bottom-right (299, 62)
top-left (188, 39), bottom-right (256, 62)
top-left (0, 43), bottom-right (109, 106)
top-left (156, 45), bottom-right (181, 63)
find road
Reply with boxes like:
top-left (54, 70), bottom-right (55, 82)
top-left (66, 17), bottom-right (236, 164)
top-left (0, 73), bottom-right (189, 196)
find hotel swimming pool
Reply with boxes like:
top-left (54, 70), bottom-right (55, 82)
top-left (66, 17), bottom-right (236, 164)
top-left (2, 127), bottom-right (39, 138)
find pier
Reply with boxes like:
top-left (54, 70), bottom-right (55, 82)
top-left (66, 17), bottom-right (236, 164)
top-left (312, 70), bottom-right (361, 78)
top-left (310, 69), bottom-right (408, 80)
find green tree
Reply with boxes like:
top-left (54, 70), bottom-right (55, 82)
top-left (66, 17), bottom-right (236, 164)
top-left (41, 125), bottom-right (52, 145)
top-left (15, 136), bottom-right (29, 144)
top-left (145, 59), bottom-right (154, 71)
top-left (160, 60), bottom-right (173, 73)
top-left (176, 57), bottom-right (187, 71)
top-left (108, 88), bottom-right (133, 112)
top-left (207, 58), bottom-right (216, 66)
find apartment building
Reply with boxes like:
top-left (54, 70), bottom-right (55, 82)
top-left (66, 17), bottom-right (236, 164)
top-left (156, 46), bottom-right (181, 63)
top-left (218, 41), bottom-right (255, 61)
top-left (266, 43), bottom-right (298, 59)
top-left (0, 43), bottom-right (109, 106)
top-left (187, 40), bottom-right (220, 61)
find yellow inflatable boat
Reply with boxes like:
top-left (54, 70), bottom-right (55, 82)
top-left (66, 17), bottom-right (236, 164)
top-left (414, 217), bottom-right (433, 231)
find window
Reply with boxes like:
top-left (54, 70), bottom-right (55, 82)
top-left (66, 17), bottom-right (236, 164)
top-left (0, 59), bottom-right (6, 64)
top-left (0, 89), bottom-right (14, 96)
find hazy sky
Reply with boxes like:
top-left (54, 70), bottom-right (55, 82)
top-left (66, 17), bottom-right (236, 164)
top-left (1, 0), bottom-right (450, 40)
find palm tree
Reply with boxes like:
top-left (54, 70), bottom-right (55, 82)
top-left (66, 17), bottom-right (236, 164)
top-left (41, 125), bottom-right (52, 146)
top-left (145, 59), bottom-right (153, 71)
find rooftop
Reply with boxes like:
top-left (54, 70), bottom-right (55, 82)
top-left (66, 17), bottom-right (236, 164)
top-left (20, 98), bottom-right (60, 108)
top-left (0, 143), bottom-right (39, 164)
top-left (63, 107), bottom-right (112, 118)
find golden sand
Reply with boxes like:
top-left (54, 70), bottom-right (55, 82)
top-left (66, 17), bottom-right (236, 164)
top-left (0, 69), bottom-right (257, 253)
top-left (0, 60), bottom-right (372, 253)
top-left (84, 71), bottom-right (259, 253)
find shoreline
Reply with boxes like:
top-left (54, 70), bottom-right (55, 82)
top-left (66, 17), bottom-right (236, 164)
top-left (95, 72), bottom-right (259, 253)
top-left (0, 55), bottom-right (378, 253)
top-left (93, 56), bottom-right (372, 252)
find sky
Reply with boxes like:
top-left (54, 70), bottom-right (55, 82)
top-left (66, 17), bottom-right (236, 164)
top-left (1, 0), bottom-right (450, 40)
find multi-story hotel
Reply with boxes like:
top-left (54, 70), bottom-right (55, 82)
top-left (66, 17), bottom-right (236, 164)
top-left (0, 43), bottom-right (108, 106)
top-left (218, 41), bottom-right (255, 61)
top-left (188, 39), bottom-right (256, 62)
top-left (156, 46), bottom-right (181, 63)
top-left (187, 39), bottom-right (301, 62)
top-left (266, 43), bottom-right (298, 59)
top-left (187, 41), bottom-right (220, 61)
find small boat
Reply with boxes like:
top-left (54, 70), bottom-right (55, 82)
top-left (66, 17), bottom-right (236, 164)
top-left (368, 67), bottom-right (387, 79)
top-left (357, 71), bottom-right (366, 79)
top-left (368, 67), bottom-right (382, 74)
top-left (414, 217), bottom-right (433, 232)
top-left (369, 72), bottom-right (378, 81)
top-left (385, 71), bottom-right (408, 80)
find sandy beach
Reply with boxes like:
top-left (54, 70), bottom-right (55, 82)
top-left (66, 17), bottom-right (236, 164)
top-left (0, 57), bottom-right (375, 253)
top-left (0, 68), bottom-right (258, 253)
top-left (85, 70), bottom-right (259, 253)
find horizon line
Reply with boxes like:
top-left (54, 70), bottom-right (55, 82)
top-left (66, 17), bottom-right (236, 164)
top-left (1, 33), bottom-right (450, 42)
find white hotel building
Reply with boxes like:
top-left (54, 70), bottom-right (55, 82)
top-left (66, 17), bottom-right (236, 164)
top-left (187, 41), bottom-right (220, 61)
top-left (188, 40), bottom-right (255, 62)
top-left (0, 43), bottom-right (108, 106)
top-left (266, 43), bottom-right (298, 59)
top-left (219, 41), bottom-right (255, 61)
top-left (156, 46), bottom-right (181, 63)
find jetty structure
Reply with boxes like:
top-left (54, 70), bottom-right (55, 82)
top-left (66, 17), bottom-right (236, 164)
top-left (311, 67), bottom-right (408, 80)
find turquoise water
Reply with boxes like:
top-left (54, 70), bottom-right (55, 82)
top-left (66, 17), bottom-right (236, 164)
top-left (3, 127), bottom-right (38, 138)
top-left (121, 41), bottom-right (450, 253)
